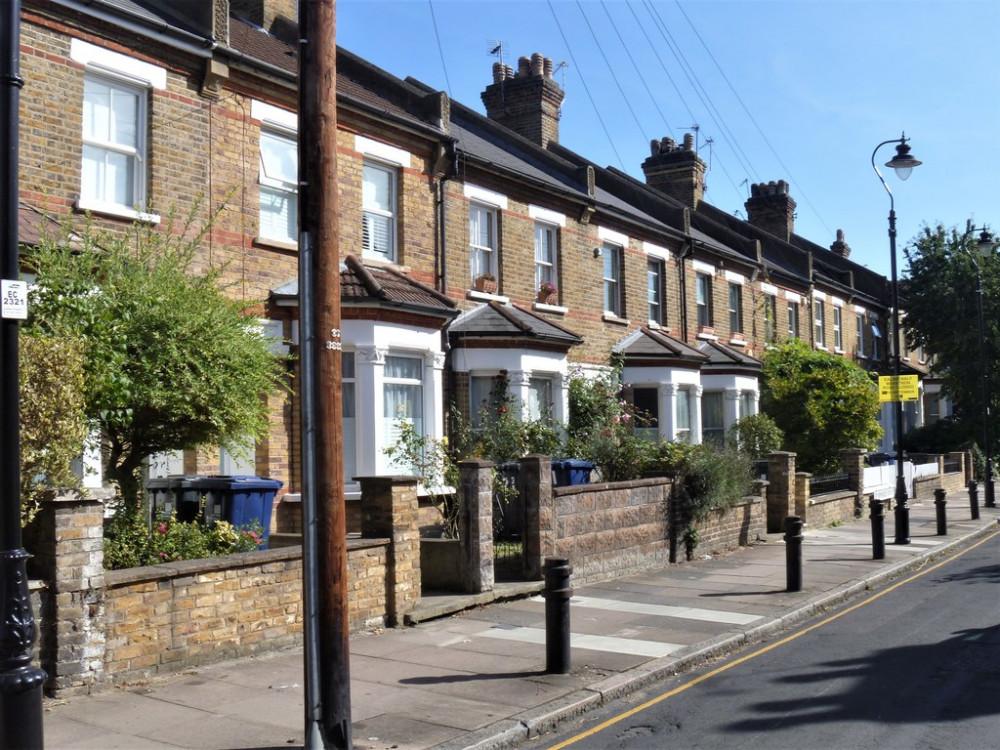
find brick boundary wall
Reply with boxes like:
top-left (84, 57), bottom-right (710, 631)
top-left (549, 477), bottom-right (673, 586)
top-left (25, 477), bottom-right (418, 697)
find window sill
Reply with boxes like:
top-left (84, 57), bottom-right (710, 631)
top-left (815, 344), bottom-right (829, 351)
top-left (534, 301), bottom-right (568, 315)
top-left (834, 347), bottom-right (845, 355)
top-left (75, 198), bottom-right (160, 225)
top-left (602, 312), bottom-right (630, 326)
top-left (255, 236), bottom-right (298, 252)
top-left (696, 331), bottom-right (719, 341)
top-left (468, 289), bottom-right (509, 303)
top-left (363, 255), bottom-right (411, 273)
top-left (729, 337), bottom-right (747, 347)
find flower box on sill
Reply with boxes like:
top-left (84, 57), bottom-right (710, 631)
top-left (474, 275), bottom-right (498, 294)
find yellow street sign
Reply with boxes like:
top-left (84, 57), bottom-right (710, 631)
top-left (878, 374), bottom-right (919, 402)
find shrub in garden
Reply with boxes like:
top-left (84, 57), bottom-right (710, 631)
top-left (103, 500), bottom-right (263, 570)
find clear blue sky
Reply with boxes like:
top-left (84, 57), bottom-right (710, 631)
top-left (337, 0), bottom-right (1000, 279)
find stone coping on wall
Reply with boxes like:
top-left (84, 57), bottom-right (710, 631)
top-left (552, 476), bottom-right (672, 497)
top-left (103, 536), bottom-right (390, 587)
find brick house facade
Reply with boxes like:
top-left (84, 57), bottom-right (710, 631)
top-left (16, 0), bottom-right (929, 520)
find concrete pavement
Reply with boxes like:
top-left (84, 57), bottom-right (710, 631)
top-left (42, 495), bottom-right (1000, 750)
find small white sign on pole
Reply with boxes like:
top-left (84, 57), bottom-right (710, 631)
top-left (1, 280), bottom-right (28, 320)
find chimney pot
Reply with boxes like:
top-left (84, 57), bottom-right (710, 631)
top-left (492, 62), bottom-right (504, 84)
top-left (518, 56), bottom-right (531, 76)
top-left (543, 57), bottom-right (553, 78)
top-left (682, 133), bottom-right (694, 151)
top-left (531, 52), bottom-right (544, 76)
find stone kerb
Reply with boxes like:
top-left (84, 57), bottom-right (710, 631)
top-left (359, 475), bottom-right (422, 626)
top-left (458, 459), bottom-right (494, 593)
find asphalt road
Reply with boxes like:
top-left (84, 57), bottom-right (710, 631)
top-left (526, 529), bottom-right (1000, 750)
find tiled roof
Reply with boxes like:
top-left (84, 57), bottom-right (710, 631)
top-left (229, 16), bottom-right (297, 73)
top-left (698, 340), bottom-right (763, 371)
top-left (16, 203), bottom-right (87, 251)
top-left (616, 327), bottom-right (708, 364)
top-left (272, 255), bottom-right (457, 316)
top-left (448, 301), bottom-right (583, 347)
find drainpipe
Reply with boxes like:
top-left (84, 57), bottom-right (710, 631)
top-left (438, 143), bottom-right (458, 438)
top-left (678, 237), bottom-right (695, 342)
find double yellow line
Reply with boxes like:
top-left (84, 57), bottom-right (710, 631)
top-left (547, 528), bottom-right (1000, 749)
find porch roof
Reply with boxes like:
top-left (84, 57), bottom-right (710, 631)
top-left (616, 327), bottom-right (708, 366)
top-left (448, 301), bottom-right (583, 347)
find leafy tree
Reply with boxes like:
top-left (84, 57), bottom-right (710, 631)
top-left (20, 334), bottom-right (88, 524)
top-left (23, 207), bottom-right (289, 504)
top-left (760, 339), bottom-right (881, 473)
top-left (901, 222), bottom-right (999, 453)
top-left (727, 413), bottom-right (783, 458)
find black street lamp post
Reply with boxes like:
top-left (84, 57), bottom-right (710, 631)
top-left (871, 133), bottom-right (922, 545)
top-left (963, 227), bottom-right (996, 508)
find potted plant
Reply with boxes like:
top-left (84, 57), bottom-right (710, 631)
top-left (474, 273), bottom-right (497, 294)
top-left (537, 280), bottom-right (558, 304)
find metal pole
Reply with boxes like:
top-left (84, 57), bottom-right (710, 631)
top-left (968, 479), bottom-right (980, 521)
top-left (872, 137), bottom-right (913, 545)
top-left (543, 558), bottom-right (572, 674)
top-left (0, 1), bottom-right (46, 746)
top-left (974, 268), bottom-right (995, 508)
top-left (869, 498), bottom-right (885, 560)
top-left (299, 1), bottom-right (351, 747)
top-left (784, 516), bottom-right (803, 592)
top-left (934, 488), bottom-right (947, 536)
top-left (887, 207), bottom-right (910, 544)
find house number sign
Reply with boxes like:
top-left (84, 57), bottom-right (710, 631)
top-left (1, 280), bottom-right (28, 320)
top-left (325, 327), bottom-right (342, 351)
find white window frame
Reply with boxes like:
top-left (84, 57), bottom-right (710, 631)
top-left (258, 127), bottom-right (298, 245)
top-left (362, 160), bottom-right (398, 262)
top-left (788, 300), bottom-right (799, 339)
top-left (72, 40), bottom-right (164, 223)
top-left (382, 354), bottom-right (424, 473)
top-left (648, 257), bottom-right (664, 325)
top-left (696, 273), bottom-right (712, 328)
top-left (676, 387), bottom-right (692, 443)
top-left (80, 72), bottom-right (149, 218)
top-left (833, 306), bottom-right (843, 351)
top-left (603, 242), bottom-right (623, 316)
top-left (701, 391), bottom-right (726, 445)
top-left (342, 351), bottom-right (357, 485)
top-left (728, 282), bottom-right (742, 334)
top-left (469, 202), bottom-right (499, 282)
top-left (534, 221), bottom-right (558, 292)
top-left (814, 301), bottom-right (826, 348)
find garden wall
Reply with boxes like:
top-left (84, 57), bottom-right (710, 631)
top-left (518, 457), bottom-right (766, 586)
top-left (25, 477), bottom-right (420, 697)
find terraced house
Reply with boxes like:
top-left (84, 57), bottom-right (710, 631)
top-left (16, 0), bottom-right (938, 530)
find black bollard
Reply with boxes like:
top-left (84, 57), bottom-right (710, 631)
top-left (543, 557), bottom-right (572, 674)
top-left (934, 488), bottom-right (947, 536)
top-left (969, 480), bottom-right (981, 521)
top-left (784, 516), bottom-right (803, 592)
top-left (870, 498), bottom-right (885, 560)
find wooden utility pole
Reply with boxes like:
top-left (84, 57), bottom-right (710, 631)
top-left (297, 1), bottom-right (351, 747)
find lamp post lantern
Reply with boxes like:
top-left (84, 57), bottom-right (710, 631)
top-left (963, 226), bottom-right (996, 508)
top-left (871, 133), bottom-right (922, 545)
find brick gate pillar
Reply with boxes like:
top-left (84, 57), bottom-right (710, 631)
top-left (520, 454), bottom-right (552, 581)
top-left (766, 452), bottom-right (796, 533)
top-left (458, 459), bottom-right (494, 594)
top-left (23, 491), bottom-right (106, 696)
top-left (359, 476), bottom-right (421, 626)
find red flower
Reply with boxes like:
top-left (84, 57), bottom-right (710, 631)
top-left (157, 523), bottom-right (168, 534)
